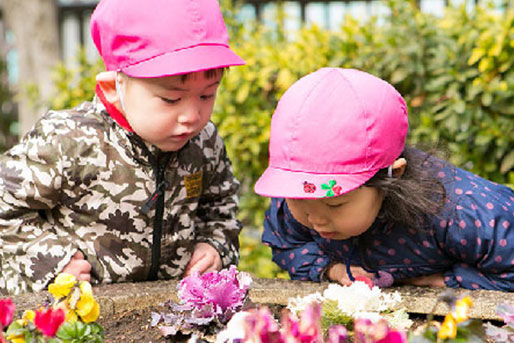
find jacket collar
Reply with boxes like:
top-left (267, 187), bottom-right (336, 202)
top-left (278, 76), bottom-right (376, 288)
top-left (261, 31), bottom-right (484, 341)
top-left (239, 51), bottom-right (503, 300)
top-left (95, 84), bottom-right (134, 132)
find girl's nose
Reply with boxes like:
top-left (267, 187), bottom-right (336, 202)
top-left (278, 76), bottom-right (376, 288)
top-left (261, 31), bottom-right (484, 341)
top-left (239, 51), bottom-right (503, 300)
top-left (306, 211), bottom-right (329, 229)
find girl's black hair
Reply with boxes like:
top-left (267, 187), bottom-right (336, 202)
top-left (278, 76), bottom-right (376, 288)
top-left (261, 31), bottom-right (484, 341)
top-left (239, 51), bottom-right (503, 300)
top-left (364, 145), bottom-right (449, 230)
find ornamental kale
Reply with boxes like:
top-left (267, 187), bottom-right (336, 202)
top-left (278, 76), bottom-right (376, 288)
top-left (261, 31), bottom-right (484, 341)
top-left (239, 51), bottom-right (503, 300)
top-left (151, 266), bottom-right (252, 340)
top-left (485, 303), bottom-right (514, 343)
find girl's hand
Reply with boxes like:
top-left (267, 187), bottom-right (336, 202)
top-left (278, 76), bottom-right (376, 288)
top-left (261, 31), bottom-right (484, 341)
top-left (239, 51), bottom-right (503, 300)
top-left (62, 251), bottom-right (92, 282)
top-left (399, 273), bottom-right (446, 287)
top-left (184, 242), bottom-right (222, 276)
top-left (327, 263), bottom-right (374, 286)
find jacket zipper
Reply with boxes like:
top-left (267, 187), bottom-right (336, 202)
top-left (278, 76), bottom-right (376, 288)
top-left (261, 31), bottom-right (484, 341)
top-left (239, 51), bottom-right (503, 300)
top-left (131, 134), bottom-right (172, 281)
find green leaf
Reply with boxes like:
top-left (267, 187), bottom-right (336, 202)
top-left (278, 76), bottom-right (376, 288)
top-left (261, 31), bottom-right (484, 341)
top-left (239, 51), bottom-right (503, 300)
top-left (501, 151), bottom-right (514, 174)
top-left (481, 92), bottom-right (493, 106)
top-left (321, 299), bottom-right (354, 334)
top-left (452, 319), bottom-right (486, 343)
top-left (475, 134), bottom-right (492, 146)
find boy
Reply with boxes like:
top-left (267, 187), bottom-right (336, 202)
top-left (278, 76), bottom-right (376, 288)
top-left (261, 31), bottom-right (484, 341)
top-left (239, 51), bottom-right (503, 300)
top-left (0, 0), bottom-right (245, 295)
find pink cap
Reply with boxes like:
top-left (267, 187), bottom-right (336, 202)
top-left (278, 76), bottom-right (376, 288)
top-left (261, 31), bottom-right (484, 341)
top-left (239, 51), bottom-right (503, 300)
top-left (90, 0), bottom-right (245, 78)
top-left (255, 68), bottom-right (408, 199)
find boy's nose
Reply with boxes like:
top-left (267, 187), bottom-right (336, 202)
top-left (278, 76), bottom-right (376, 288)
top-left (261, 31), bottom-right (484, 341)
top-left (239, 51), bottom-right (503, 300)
top-left (178, 105), bottom-right (201, 125)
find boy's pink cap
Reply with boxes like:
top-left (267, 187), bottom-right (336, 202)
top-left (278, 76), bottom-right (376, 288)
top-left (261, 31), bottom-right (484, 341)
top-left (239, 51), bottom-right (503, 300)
top-left (90, 0), bottom-right (245, 78)
top-left (255, 68), bottom-right (408, 199)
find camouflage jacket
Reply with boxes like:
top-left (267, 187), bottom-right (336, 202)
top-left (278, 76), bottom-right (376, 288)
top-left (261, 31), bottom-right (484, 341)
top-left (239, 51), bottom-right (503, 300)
top-left (0, 98), bottom-right (241, 295)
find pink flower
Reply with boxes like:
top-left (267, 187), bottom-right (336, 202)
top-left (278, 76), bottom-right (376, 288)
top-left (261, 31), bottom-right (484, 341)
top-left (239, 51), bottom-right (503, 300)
top-left (281, 303), bottom-right (323, 343)
top-left (354, 318), bottom-right (406, 343)
top-left (34, 307), bottom-right (65, 337)
top-left (178, 265), bottom-right (251, 314)
top-left (327, 325), bottom-right (348, 343)
top-left (0, 298), bottom-right (15, 327)
top-left (376, 330), bottom-right (407, 343)
top-left (244, 307), bottom-right (283, 343)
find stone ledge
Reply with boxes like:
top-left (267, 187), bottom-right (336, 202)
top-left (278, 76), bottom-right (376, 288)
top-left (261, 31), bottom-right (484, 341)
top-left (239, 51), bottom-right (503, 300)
top-left (11, 278), bottom-right (513, 321)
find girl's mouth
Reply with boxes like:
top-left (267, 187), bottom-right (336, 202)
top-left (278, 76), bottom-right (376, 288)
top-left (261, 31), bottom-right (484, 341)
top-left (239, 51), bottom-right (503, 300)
top-left (319, 231), bottom-right (336, 239)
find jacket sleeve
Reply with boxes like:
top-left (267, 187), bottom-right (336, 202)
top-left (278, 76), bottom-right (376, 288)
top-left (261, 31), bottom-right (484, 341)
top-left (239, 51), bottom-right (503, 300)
top-left (262, 198), bottom-right (331, 281)
top-left (0, 121), bottom-right (80, 295)
top-left (441, 184), bottom-right (514, 291)
top-left (194, 129), bottom-right (242, 268)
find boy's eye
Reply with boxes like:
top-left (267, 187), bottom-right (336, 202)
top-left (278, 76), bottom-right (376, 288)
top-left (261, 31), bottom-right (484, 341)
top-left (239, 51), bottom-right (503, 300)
top-left (161, 97), bottom-right (180, 104)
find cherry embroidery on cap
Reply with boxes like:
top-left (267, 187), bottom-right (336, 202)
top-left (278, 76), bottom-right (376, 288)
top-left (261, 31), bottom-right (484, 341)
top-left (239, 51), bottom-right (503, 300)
top-left (303, 181), bottom-right (316, 193)
top-left (321, 180), bottom-right (342, 197)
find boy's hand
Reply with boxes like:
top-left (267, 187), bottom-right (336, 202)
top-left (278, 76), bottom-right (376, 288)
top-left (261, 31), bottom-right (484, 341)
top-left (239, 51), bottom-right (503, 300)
top-left (184, 242), bottom-right (222, 276)
top-left (398, 273), bottom-right (446, 287)
top-left (327, 263), bottom-right (374, 286)
top-left (62, 251), bottom-right (92, 282)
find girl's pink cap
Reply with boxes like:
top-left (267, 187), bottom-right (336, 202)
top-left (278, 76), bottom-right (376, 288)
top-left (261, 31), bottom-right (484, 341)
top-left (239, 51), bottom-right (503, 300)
top-left (255, 68), bottom-right (408, 199)
top-left (90, 0), bottom-right (245, 78)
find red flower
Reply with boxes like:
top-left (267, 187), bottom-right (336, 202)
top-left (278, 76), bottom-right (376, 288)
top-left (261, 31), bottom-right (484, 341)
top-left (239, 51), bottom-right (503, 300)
top-left (34, 308), bottom-right (65, 337)
top-left (0, 298), bottom-right (15, 327)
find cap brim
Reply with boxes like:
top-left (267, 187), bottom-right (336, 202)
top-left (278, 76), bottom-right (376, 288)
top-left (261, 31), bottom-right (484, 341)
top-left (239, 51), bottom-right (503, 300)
top-left (121, 44), bottom-right (245, 78)
top-left (254, 166), bottom-right (378, 199)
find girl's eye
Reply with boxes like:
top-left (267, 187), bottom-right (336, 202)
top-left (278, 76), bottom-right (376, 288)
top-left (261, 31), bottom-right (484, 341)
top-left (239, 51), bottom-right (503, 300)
top-left (201, 94), bottom-right (215, 100)
top-left (327, 203), bottom-right (343, 208)
top-left (161, 97), bottom-right (180, 104)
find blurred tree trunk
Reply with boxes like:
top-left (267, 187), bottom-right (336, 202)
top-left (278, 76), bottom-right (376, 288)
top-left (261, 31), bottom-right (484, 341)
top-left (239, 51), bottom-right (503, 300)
top-left (1, 0), bottom-right (60, 136)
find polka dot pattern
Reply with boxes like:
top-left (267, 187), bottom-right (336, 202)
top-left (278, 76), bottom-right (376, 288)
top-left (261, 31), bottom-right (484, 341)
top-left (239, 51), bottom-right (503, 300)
top-left (262, 153), bottom-right (514, 290)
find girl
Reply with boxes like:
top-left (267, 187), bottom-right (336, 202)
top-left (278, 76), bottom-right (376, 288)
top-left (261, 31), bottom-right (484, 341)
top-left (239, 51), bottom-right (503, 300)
top-left (254, 68), bottom-right (514, 291)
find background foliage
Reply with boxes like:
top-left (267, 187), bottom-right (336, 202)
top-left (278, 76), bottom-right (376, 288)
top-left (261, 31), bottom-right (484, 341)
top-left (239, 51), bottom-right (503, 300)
top-left (0, 0), bottom-right (512, 279)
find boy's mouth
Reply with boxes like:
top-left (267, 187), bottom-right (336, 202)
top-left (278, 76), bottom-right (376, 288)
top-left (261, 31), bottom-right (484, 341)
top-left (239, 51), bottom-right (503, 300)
top-left (172, 132), bottom-right (195, 141)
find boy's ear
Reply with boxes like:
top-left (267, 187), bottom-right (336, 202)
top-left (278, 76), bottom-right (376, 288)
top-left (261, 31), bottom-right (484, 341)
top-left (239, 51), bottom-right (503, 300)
top-left (96, 71), bottom-right (119, 104)
top-left (392, 158), bottom-right (407, 177)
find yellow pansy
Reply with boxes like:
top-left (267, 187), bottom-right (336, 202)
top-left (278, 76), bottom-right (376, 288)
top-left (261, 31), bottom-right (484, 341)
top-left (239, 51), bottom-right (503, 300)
top-left (438, 314), bottom-right (457, 340)
top-left (48, 273), bottom-right (77, 300)
top-left (75, 282), bottom-right (95, 318)
top-left (55, 301), bottom-right (78, 323)
top-left (453, 296), bottom-right (473, 323)
top-left (80, 300), bottom-right (100, 323)
top-left (66, 310), bottom-right (79, 323)
top-left (6, 333), bottom-right (26, 343)
top-left (22, 310), bottom-right (35, 323)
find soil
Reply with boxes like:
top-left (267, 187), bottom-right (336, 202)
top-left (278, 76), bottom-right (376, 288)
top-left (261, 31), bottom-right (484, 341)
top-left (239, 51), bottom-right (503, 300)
top-left (100, 306), bottom-right (166, 343)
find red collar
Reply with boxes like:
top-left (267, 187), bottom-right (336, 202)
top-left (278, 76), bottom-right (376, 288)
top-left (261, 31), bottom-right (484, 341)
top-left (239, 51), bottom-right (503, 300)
top-left (95, 84), bottom-right (134, 132)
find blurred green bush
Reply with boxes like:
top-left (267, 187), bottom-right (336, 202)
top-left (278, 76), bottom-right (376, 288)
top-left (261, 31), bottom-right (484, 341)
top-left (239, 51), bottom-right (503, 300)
top-left (7, 0), bottom-right (512, 279)
top-left (215, 0), bottom-right (514, 232)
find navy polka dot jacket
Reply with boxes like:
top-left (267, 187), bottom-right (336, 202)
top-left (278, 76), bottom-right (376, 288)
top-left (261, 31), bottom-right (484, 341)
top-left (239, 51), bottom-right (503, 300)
top-left (262, 151), bottom-right (514, 291)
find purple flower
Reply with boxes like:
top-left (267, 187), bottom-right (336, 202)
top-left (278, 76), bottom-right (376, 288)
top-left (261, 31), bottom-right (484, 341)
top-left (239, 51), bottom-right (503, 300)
top-left (178, 265), bottom-right (251, 315)
top-left (372, 271), bottom-right (394, 288)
